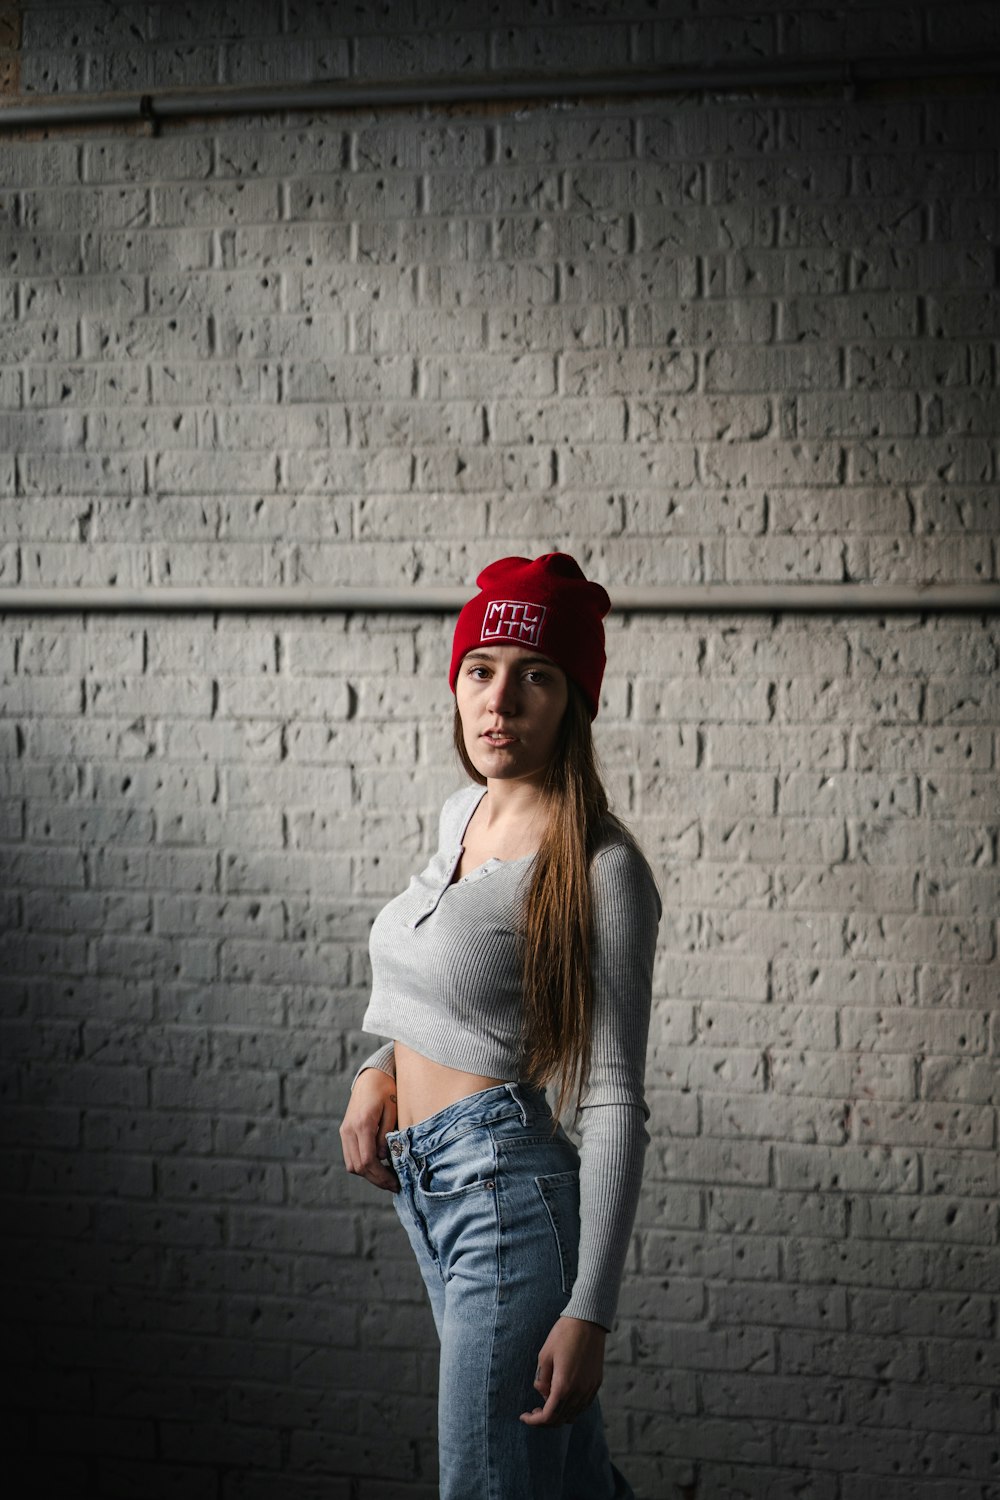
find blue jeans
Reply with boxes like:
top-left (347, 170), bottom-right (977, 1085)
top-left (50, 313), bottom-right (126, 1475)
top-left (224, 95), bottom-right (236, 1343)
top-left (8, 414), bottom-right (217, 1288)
top-left (386, 1082), bottom-right (634, 1500)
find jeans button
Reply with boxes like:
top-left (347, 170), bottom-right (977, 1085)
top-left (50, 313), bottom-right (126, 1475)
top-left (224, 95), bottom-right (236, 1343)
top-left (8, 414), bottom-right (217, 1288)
top-left (389, 1139), bottom-right (403, 1158)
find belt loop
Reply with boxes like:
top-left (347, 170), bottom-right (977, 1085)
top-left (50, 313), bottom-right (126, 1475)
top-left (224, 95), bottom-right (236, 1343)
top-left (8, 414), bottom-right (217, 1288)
top-left (506, 1081), bottom-right (528, 1125)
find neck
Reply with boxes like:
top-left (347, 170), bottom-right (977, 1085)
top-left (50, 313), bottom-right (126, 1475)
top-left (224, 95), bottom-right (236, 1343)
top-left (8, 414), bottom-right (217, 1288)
top-left (479, 776), bottom-right (549, 831)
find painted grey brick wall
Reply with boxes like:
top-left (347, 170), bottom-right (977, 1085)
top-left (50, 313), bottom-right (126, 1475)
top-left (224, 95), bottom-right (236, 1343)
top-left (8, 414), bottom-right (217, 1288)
top-left (1, 3), bottom-right (999, 1498)
top-left (6, 0), bottom-right (1000, 99)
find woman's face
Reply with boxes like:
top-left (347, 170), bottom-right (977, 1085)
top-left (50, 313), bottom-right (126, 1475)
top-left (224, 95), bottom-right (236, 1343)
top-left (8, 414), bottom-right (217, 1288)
top-left (455, 645), bottom-right (569, 788)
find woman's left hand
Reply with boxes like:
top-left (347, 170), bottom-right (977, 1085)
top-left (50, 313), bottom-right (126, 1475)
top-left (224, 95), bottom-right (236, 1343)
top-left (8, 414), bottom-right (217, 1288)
top-left (519, 1315), bottom-right (607, 1427)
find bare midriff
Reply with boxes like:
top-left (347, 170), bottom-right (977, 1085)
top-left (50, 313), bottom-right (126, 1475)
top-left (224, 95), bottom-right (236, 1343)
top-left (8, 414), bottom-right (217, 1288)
top-left (393, 1039), bottom-right (506, 1131)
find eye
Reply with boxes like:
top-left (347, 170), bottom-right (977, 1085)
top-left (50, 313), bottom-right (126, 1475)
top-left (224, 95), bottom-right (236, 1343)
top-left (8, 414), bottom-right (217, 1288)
top-left (466, 664), bottom-right (491, 679)
top-left (524, 669), bottom-right (549, 684)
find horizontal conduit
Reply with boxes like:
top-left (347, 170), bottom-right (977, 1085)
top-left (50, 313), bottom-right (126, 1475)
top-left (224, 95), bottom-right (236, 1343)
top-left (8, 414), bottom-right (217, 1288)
top-left (0, 53), bottom-right (997, 131)
top-left (1, 585), bottom-right (998, 614)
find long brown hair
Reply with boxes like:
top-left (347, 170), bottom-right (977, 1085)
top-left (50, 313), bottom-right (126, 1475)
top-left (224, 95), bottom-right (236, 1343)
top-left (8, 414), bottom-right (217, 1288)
top-left (453, 679), bottom-right (619, 1122)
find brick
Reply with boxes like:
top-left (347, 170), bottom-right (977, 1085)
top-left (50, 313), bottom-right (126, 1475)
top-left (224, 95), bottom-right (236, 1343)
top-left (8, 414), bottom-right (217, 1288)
top-left (24, 888), bottom-right (150, 936)
top-left (151, 1068), bottom-right (279, 1115)
top-left (770, 1051), bottom-right (915, 1101)
top-left (779, 1329), bottom-right (921, 1382)
top-left (653, 1140), bottom-right (773, 1188)
top-left (707, 1185), bottom-right (846, 1239)
top-left (703, 816), bottom-right (846, 865)
top-left (847, 1375), bottom-right (991, 1436)
top-left (927, 945), bottom-right (1000, 1026)
top-left (853, 817), bottom-right (993, 871)
top-left (774, 1142), bottom-right (918, 1195)
top-left (928, 290), bottom-right (1000, 337)
top-left (81, 1020), bottom-right (207, 1070)
top-left (90, 846), bottom-right (216, 896)
top-left (925, 1333), bottom-right (1000, 1387)
top-left (846, 339), bottom-right (974, 392)
top-left (853, 725), bottom-right (993, 772)
top-left (852, 441), bottom-right (993, 488)
top-left (728, 531), bottom-right (858, 580)
top-left (852, 1193), bottom-right (997, 1247)
top-left (220, 934), bottom-right (351, 987)
top-left (841, 1007), bottom-right (988, 1056)
top-left (784, 195), bottom-right (925, 249)
top-left (702, 1093), bottom-right (851, 1147)
top-left (20, 625), bottom-right (144, 678)
top-left (857, 908), bottom-right (994, 964)
top-left (776, 864), bottom-right (915, 915)
top-left (698, 1000), bottom-right (838, 1051)
top-left (155, 1158), bottom-right (284, 1205)
top-left (849, 1287), bottom-right (992, 1341)
top-left (24, 1147), bottom-right (153, 1201)
top-left (0, 1103), bottom-right (80, 1149)
top-left (637, 1322), bottom-right (776, 1374)
top-left (854, 1101), bottom-right (994, 1150)
top-left (842, 1479), bottom-right (981, 1500)
top-left (84, 1109), bottom-right (213, 1156)
top-left (781, 293), bottom-right (917, 341)
top-left (710, 1279), bottom-right (848, 1335)
top-left (701, 1371), bottom-right (843, 1424)
top-left (783, 671), bottom-right (926, 722)
top-left (929, 681), bottom-right (1000, 726)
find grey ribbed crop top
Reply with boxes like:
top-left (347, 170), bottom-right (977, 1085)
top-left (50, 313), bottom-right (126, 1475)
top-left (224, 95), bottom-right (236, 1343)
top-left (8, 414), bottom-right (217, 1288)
top-left (354, 782), bottom-right (662, 1331)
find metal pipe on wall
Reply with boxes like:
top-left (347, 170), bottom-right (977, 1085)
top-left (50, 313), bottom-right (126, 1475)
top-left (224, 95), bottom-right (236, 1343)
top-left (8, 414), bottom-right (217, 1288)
top-left (1, 585), bottom-right (998, 614)
top-left (0, 52), bottom-right (997, 132)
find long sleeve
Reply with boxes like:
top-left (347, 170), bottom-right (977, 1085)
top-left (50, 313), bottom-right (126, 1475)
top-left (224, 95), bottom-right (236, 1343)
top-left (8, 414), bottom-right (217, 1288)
top-left (350, 1040), bottom-right (396, 1093)
top-left (560, 838), bottom-right (661, 1330)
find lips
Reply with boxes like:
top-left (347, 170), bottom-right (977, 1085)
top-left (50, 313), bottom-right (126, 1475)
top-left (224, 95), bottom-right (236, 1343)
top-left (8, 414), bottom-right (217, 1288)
top-left (482, 730), bottom-right (517, 746)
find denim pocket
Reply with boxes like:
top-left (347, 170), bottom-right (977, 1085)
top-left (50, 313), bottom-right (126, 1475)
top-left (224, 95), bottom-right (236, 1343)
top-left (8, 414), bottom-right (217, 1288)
top-left (534, 1168), bottom-right (581, 1296)
top-left (418, 1133), bottom-right (497, 1199)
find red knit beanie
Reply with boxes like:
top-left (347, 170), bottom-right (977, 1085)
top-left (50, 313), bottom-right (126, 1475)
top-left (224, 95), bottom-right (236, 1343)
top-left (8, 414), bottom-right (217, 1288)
top-left (448, 553), bottom-right (611, 720)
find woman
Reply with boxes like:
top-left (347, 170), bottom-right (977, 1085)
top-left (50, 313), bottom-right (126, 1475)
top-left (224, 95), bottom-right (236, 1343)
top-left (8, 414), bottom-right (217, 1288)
top-left (340, 552), bottom-right (661, 1499)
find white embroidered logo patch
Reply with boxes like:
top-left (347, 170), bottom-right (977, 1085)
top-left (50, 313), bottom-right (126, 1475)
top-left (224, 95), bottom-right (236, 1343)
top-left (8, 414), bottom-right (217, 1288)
top-left (481, 599), bottom-right (547, 645)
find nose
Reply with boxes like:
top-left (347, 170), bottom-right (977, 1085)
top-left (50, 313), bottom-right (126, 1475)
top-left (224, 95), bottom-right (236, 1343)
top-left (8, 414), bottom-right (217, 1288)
top-left (487, 666), bottom-right (519, 715)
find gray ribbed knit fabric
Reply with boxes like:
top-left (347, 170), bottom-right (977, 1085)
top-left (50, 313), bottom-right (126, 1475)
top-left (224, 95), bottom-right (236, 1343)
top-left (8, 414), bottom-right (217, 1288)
top-left (354, 782), bottom-right (661, 1331)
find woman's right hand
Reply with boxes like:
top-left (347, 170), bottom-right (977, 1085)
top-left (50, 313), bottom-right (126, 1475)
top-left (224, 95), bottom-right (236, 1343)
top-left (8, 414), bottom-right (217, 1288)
top-left (339, 1068), bottom-right (400, 1193)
